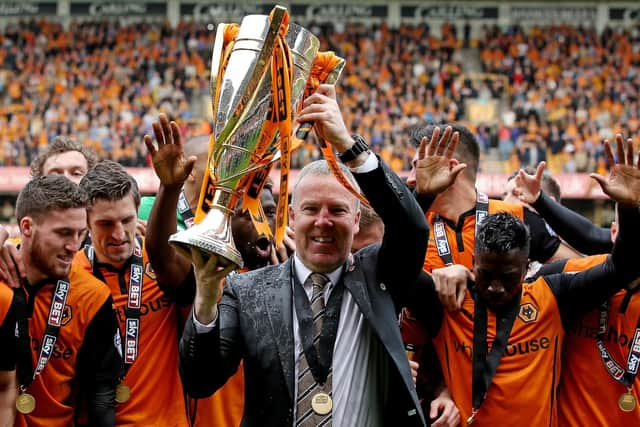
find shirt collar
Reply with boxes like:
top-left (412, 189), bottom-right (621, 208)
top-left (293, 253), bottom-right (343, 288)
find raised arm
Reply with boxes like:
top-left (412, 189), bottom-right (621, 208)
top-left (514, 161), bottom-right (612, 255)
top-left (545, 137), bottom-right (640, 326)
top-left (143, 114), bottom-right (196, 287)
top-left (298, 84), bottom-right (431, 291)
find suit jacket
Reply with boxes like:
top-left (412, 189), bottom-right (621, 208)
top-left (180, 160), bottom-right (429, 426)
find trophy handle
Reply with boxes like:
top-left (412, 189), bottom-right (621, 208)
top-left (210, 23), bottom-right (230, 120)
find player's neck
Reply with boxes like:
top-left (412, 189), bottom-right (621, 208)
top-left (433, 180), bottom-right (477, 223)
top-left (94, 250), bottom-right (129, 271)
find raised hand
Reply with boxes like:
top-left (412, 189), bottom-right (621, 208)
top-left (513, 161), bottom-right (546, 204)
top-left (296, 84), bottom-right (352, 152)
top-left (0, 229), bottom-right (24, 289)
top-left (414, 126), bottom-right (467, 196)
top-left (144, 113), bottom-right (197, 188)
top-left (590, 134), bottom-right (640, 207)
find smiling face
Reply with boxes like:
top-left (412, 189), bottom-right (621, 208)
top-left (86, 193), bottom-right (138, 269)
top-left (289, 174), bottom-right (360, 273)
top-left (21, 208), bottom-right (88, 282)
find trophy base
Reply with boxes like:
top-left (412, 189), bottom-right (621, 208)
top-left (169, 231), bottom-right (243, 269)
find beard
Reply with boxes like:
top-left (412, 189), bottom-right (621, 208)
top-left (31, 233), bottom-right (72, 280)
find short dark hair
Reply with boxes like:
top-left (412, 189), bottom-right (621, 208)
top-left (30, 136), bottom-right (97, 177)
top-left (475, 212), bottom-right (530, 255)
top-left (410, 123), bottom-right (480, 180)
top-left (80, 160), bottom-right (140, 208)
top-left (16, 175), bottom-right (88, 222)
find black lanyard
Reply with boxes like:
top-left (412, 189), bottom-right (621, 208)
top-left (597, 299), bottom-right (640, 388)
top-left (15, 279), bottom-right (71, 390)
top-left (292, 261), bottom-right (344, 385)
top-left (177, 190), bottom-right (195, 228)
top-left (85, 237), bottom-right (144, 375)
top-left (471, 290), bottom-right (521, 411)
top-left (434, 192), bottom-right (489, 266)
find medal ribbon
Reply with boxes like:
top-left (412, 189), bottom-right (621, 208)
top-left (14, 278), bottom-right (71, 391)
top-left (291, 261), bottom-right (344, 385)
top-left (471, 290), bottom-right (521, 413)
top-left (596, 300), bottom-right (640, 388)
top-left (434, 192), bottom-right (489, 266)
top-left (85, 237), bottom-right (144, 375)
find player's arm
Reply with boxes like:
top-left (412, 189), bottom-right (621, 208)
top-left (514, 161), bottom-right (612, 255)
top-left (0, 300), bottom-right (17, 427)
top-left (546, 135), bottom-right (640, 326)
top-left (76, 296), bottom-right (123, 427)
top-left (532, 191), bottom-right (612, 255)
top-left (405, 271), bottom-right (446, 337)
top-left (545, 205), bottom-right (639, 327)
top-left (522, 208), bottom-right (573, 263)
top-left (143, 114), bottom-right (196, 288)
top-left (529, 259), bottom-right (567, 281)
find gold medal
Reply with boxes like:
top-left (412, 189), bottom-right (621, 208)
top-left (619, 391), bottom-right (637, 412)
top-left (16, 393), bottom-right (36, 414)
top-left (466, 408), bottom-right (478, 426)
top-left (311, 392), bottom-right (332, 415)
top-left (115, 383), bottom-right (131, 404)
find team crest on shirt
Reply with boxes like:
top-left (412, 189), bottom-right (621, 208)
top-left (61, 305), bottom-right (72, 326)
top-left (518, 303), bottom-right (539, 323)
top-left (144, 262), bottom-right (156, 281)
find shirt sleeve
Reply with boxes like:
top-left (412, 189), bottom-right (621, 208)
top-left (528, 259), bottom-right (567, 281)
top-left (523, 207), bottom-right (561, 263)
top-left (532, 191), bottom-right (612, 255)
top-left (0, 300), bottom-right (16, 371)
top-left (544, 205), bottom-right (640, 328)
top-left (192, 308), bottom-right (218, 334)
top-left (405, 271), bottom-right (444, 337)
top-left (348, 151), bottom-right (378, 173)
top-left (157, 267), bottom-right (196, 307)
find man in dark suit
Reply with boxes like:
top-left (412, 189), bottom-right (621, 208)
top-left (179, 85), bottom-right (461, 426)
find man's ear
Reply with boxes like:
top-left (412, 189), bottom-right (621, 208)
top-left (20, 217), bottom-right (33, 238)
top-left (288, 205), bottom-right (295, 231)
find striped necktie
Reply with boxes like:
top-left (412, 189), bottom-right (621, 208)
top-left (296, 272), bottom-right (332, 426)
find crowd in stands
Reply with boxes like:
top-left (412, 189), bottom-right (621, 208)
top-left (0, 19), bottom-right (639, 175)
top-left (0, 20), bottom-right (212, 167)
top-left (480, 24), bottom-right (640, 174)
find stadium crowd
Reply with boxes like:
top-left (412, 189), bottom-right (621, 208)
top-left (0, 16), bottom-right (639, 425)
top-left (479, 24), bottom-right (640, 174)
top-left (4, 19), bottom-right (637, 175)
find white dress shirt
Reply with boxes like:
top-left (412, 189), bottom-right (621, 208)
top-left (292, 254), bottom-right (388, 427)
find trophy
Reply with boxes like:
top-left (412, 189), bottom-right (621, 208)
top-left (169, 6), bottom-right (332, 267)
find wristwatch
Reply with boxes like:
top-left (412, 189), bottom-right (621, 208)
top-left (338, 134), bottom-right (370, 163)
